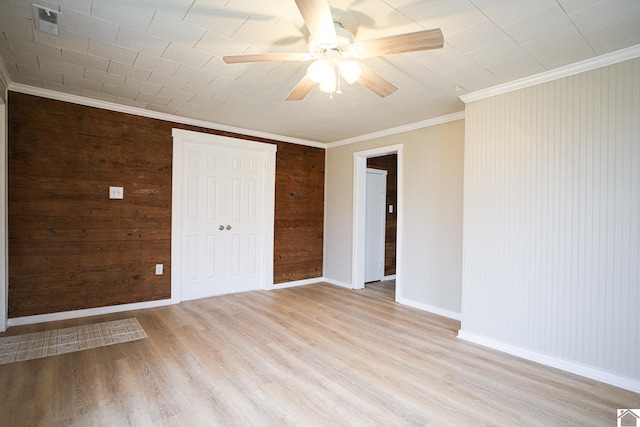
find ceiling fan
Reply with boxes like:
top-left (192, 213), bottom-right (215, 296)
top-left (222, 0), bottom-right (444, 101)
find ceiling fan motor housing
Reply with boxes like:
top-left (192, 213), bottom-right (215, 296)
top-left (308, 25), bottom-right (355, 61)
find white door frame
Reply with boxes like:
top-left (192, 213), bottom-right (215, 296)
top-left (352, 145), bottom-right (402, 299)
top-left (171, 129), bottom-right (277, 302)
top-left (1, 103), bottom-right (7, 332)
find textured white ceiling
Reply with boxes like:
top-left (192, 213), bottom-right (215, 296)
top-left (0, 0), bottom-right (639, 143)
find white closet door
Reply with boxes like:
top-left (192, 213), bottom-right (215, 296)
top-left (365, 168), bottom-right (387, 283)
top-left (182, 141), bottom-right (265, 300)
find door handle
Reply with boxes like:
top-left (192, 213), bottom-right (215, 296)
top-left (226, 225), bottom-right (232, 230)
top-left (219, 225), bottom-right (224, 230)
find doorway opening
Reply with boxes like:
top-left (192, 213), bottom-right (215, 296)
top-left (352, 145), bottom-right (403, 302)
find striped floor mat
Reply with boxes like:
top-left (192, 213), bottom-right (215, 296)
top-left (0, 318), bottom-right (147, 365)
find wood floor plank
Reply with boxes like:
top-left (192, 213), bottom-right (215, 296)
top-left (1, 282), bottom-right (638, 426)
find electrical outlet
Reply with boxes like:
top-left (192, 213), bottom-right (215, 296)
top-left (109, 186), bottom-right (124, 199)
top-left (155, 264), bottom-right (163, 275)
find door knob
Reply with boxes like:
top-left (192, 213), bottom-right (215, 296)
top-left (219, 225), bottom-right (224, 230)
top-left (226, 225), bottom-right (232, 230)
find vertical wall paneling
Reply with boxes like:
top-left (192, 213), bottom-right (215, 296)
top-left (460, 58), bottom-right (640, 387)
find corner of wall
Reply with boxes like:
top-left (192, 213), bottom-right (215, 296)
top-left (1, 103), bottom-right (7, 332)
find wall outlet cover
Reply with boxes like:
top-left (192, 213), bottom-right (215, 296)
top-left (109, 186), bottom-right (124, 199)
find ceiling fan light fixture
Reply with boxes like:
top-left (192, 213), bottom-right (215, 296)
top-left (221, 0), bottom-right (444, 101)
top-left (307, 59), bottom-right (332, 83)
top-left (338, 60), bottom-right (361, 84)
top-left (318, 67), bottom-right (337, 93)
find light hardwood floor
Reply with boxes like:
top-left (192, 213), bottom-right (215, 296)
top-left (1, 283), bottom-right (638, 426)
top-left (364, 280), bottom-right (395, 300)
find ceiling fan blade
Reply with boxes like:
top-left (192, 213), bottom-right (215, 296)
top-left (294, 0), bottom-right (337, 45)
top-left (286, 75), bottom-right (316, 101)
top-left (352, 29), bottom-right (444, 58)
top-left (358, 64), bottom-right (398, 98)
top-left (223, 53), bottom-right (313, 64)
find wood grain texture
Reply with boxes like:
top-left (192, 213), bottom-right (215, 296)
top-left (354, 29), bottom-right (444, 58)
top-left (285, 74), bottom-right (316, 101)
top-left (0, 283), bottom-right (637, 426)
top-left (273, 141), bottom-right (324, 283)
top-left (7, 92), bottom-right (324, 317)
top-left (367, 154), bottom-right (397, 276)
top-left (358, 64), bottom-right (398, 98)
top-left (364, 279), bottom-right (395, 299)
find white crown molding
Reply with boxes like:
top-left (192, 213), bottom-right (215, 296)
top-left (2, 51), bottom-right (464, 149)
top-left (4, 44), bottom-right (640, 147)
top-left (8, 80), bottom-right (466, 149)
top-left (460, 44), bottom-right (640, 104)
top-left (7, 83), bottom-right (327, 149)
top-left (327, 111), bottom-right (466, 149)
top-left (0, 58), bottom-right (10, 104)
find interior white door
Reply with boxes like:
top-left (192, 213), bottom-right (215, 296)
top-left (365, 168), bottom-right (387, 283)
top-left (182, 141), bottom-right (266, 300)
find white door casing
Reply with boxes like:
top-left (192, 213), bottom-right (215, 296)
top-left (1, 104), bottom-right (7, 332)
top-left (172, 129), bottom-right (276, 301)
top-left (353, 145), bottom-right (403, 297)
top-left (364, 168), bottom-right (387, 283)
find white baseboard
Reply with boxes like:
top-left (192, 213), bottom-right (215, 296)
top-left (321, 277), bottom-right (354, 289)
top-left (5, 278), bottom-right (334, 328)
top-left (396, 297), bottom-right (461, 321)
top-left (6, 298), bottom-right (179, 328)
top-left (383, 274), bottom-right (397, 281)
top-left (272, 277), bottom-right (324, 289)
top-left (457, 330), bottom-right (640, 394)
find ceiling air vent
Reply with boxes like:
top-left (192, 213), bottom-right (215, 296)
top-left (32, 4), bottom-right (61, 36)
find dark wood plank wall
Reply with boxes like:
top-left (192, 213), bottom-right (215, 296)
top-left (367, 155), bottom-right (397, 276)
top-left (7, 92), bottom-right (324, 318)
top-left (274, 143), bottom-right (324, 282)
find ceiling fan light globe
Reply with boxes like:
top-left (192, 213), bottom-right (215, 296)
top-left (319, 68), bottom-right (337, 93)
top-left (339, 61), bottom-right (361, 84)
top-left (307, 59), bottom-right (332, 83)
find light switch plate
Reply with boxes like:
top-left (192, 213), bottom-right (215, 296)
top-left (109, 186), bottom-right (123, 199)
top-left (155, 264), bottom-right (163, 275)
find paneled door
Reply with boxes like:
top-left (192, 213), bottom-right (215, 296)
top-left (181, 141), bottom-right (266, 300)
top-left (364, 168), bottom-right (387, 283)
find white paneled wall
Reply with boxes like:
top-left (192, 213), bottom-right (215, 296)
top-left (324, 120), bottom-right (464, 317)
top-left (460, 58), bottom-right (640, 388)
